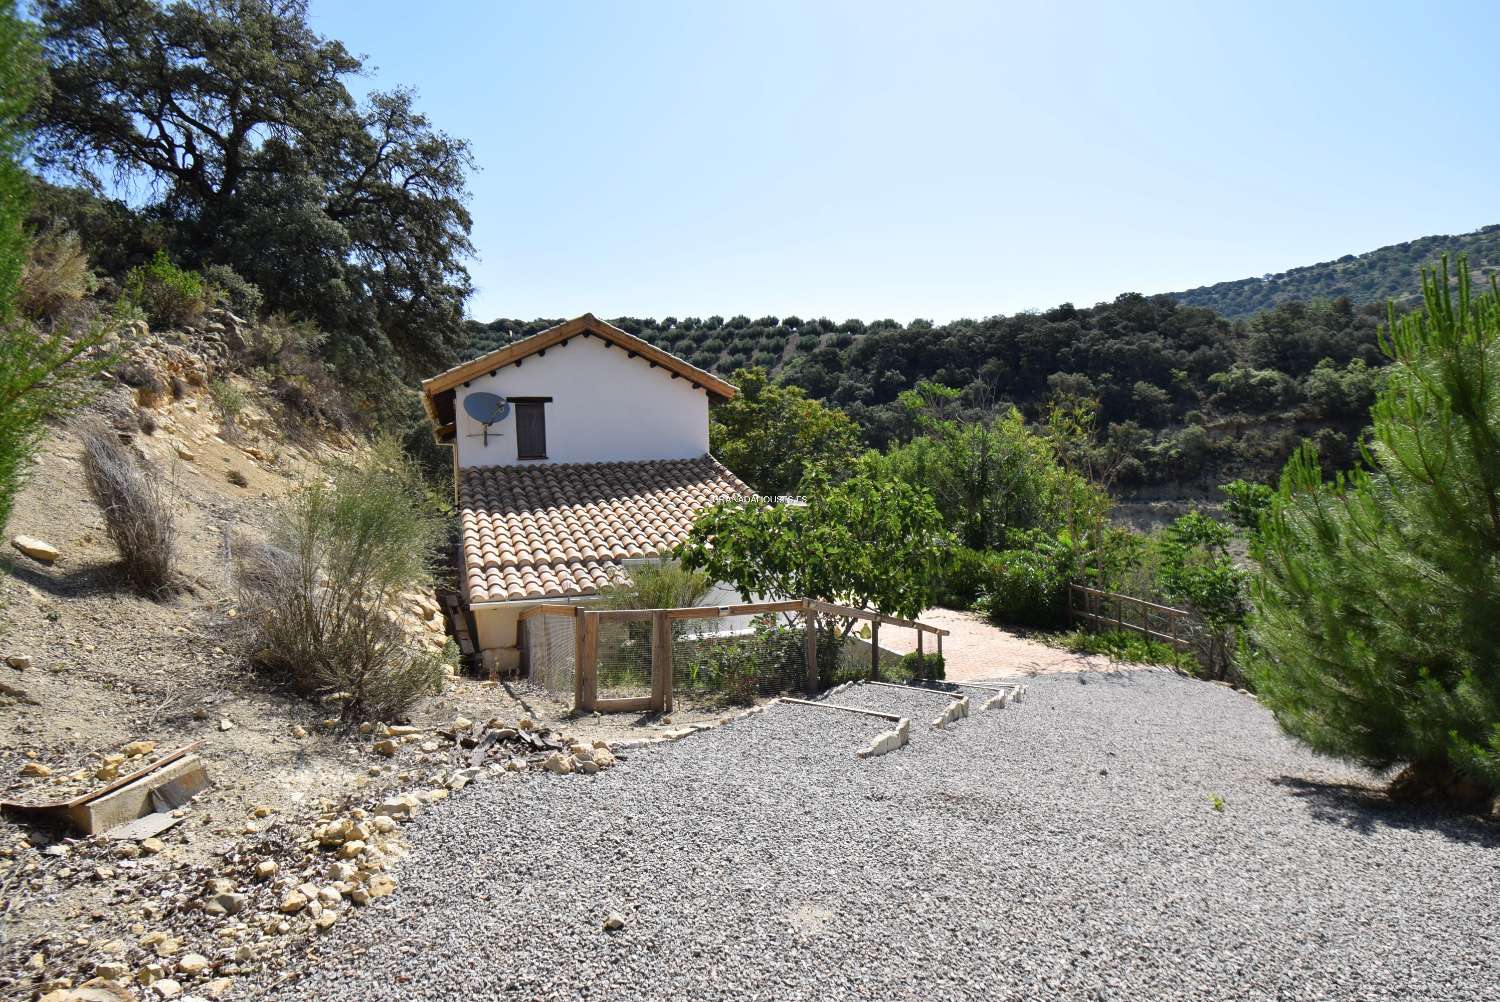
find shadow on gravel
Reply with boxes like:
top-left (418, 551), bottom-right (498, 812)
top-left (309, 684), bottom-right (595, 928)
top-left (1273, 776), bottom-right (1500, 846)
top-left (1068, 669), bottom-right (1158, 686)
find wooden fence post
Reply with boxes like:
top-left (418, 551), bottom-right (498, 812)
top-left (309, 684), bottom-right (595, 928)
top-left (917, 628), bottom-right (924, 660)
top-left (870, 618), bottom-right (880, 681)
top-left (651, 611), bottom-right (673, 714)
top-left (573, 608), bottom-right (585, 711)
top-left (576, 610), bottom-right (599, 714)
top-left (804, 602), bottom-right (818, 695)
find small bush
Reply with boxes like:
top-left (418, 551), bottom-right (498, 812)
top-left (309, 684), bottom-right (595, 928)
top-left (124, 250), bottom-right (207, 328)
top-left (226, 469), bottom-right (248, 488)
top-left (208, 377), bottom-right (247, 431)
top-left (80, 419), bottom-right (177, 595)
top-left (978, 534), bottom-right (1073, 629)
top-left (0, 317), bottom-right (114, 531)
top-left (1043, 628), bottom-right (1194, 671)
top-left (19, 230), bottom-right (95, 321)
top-left (899, 651), bottom-right (945, 682)
top-left (201, 263), bottom-right (262, 319)
top-left (231, 439), bottom-right (446, 721)
top-left (598, 558), bottom-right (713, 610)
top-left (936, 545), bottom-right (998, 609)
top-left (237, 313), bottom-right (326, 372)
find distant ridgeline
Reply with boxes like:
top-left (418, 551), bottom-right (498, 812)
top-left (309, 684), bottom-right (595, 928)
top-left (1168, 224), bottom-right (1500, 319)
top-left (463, 225), bottom-right (1497, 491)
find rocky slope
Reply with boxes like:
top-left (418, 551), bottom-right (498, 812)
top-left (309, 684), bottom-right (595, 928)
top-left (0, 317), bottom-right (653, 1001)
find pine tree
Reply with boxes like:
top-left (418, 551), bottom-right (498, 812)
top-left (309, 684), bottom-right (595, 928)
top-left (1250, 258), bottom-right (1500, 801)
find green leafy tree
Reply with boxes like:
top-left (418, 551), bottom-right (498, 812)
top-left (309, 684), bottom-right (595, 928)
top-left (1157, 511), bottom-right (1248, 679)
top-left (33, 0), bottom-right (475, 383)
top-left (1251, 260), bottom-right (1500, 799)
top-left (677, 464), bottom-right (950, 628)
top-left (709, 366), bottom-right (863, 496)
top-left (869, 388), bottom-right (1072, 552)
top-left (1220, 478), bottom-right (1275, 549)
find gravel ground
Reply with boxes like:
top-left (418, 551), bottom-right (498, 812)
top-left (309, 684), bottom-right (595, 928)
top-left (263, 670), bottom-right (1500, 1002)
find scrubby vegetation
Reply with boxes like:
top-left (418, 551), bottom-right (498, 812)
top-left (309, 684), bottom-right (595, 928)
top-left (1042, 629), bottom-right (1194, 671)
top-left (598, 558), bottom-right (713, 611)
top-left (80, 419), bottom-right (178, 595)
top-left (471, 292), bottom-right (1405, 489)
top-left (231, 440), bottom-right (450, 721)
top-left (1170, 225), bottom-right (1500, 318)
top-left (0, 1), bottom-right (113, 532)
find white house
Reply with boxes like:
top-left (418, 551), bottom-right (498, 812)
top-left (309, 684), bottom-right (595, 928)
top-left (420, 314), bottom-right (751, 673)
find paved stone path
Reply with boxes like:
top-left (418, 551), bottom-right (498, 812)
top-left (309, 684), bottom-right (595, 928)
top-left (879, 607), bottom-right (1123, 681)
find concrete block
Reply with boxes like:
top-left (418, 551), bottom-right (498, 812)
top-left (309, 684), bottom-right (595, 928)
top-left (931, 695), bottom-right (970, 728)
top-left (857, 717), bottom-right (912, 759)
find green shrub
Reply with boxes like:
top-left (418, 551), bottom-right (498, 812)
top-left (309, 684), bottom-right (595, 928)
top-left (79, 419), bottom-right (176, 595)
top-left (598, 558), bottom-right (713, 610)
top-left (0, 318), bottom-right (114, 530)
top-left (936, 545), bottom-right (997, 609)
top-left (201, 263), bottom-right (262, 319)
top-left (231, 438), bottom-right (447, 721)
top-left (208, 377), bottom-right (247, 430)
top-left (977, 531), bottom-right (1074, 629)
top-left (899, 651), bottom-right (945, 682)
top-left (124, 250), bottom-right (207, 328)
top-left (1044, 628), bottom-right (1194, 671)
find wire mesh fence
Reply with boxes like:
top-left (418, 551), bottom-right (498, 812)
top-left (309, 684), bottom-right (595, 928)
top-left (520, 608), bottom-right (575, 700)
top-left (596, 614), bottom-right (655, 700)
top-left (670, 609), bottom-right (830, 704)
top-left (541, 599), bottom-right (950, 714)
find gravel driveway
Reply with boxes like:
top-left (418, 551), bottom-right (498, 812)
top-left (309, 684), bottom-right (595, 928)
top-left (266, 671), bottom-right (1500, 1001)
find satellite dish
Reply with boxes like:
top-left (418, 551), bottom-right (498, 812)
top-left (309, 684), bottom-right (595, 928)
top-left (462, 391), bottom-right (510, 445)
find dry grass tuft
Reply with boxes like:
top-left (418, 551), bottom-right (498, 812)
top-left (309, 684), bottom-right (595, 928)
top-left (79, 419), bottom-right (177, 596)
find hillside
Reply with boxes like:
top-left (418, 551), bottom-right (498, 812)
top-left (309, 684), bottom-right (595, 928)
top-left (466, 225), bottom-right (1500, 492)
top-left (1167, 224), bottom-right (1500, 318)
top-left (0, 315), bottom-right (706, 999)
top-left (467, 293), bottom-right (1387, 491)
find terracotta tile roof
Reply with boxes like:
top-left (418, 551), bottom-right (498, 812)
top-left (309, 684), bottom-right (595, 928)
top-left (459, 456), bottom-right (753, 603)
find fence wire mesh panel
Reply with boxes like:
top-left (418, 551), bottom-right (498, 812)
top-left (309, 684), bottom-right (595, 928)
top-left (595, 614), bottom-right (654, 700)
top-left (832, 629), bottom-right (907, 684)
top-left (521, 611), bottom-right (576, 698)
top-left (670, 609), bottom-right (820, 705)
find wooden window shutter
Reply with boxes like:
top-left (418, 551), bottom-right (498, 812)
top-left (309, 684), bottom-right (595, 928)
top-left (515, 401), bottom-right (547, 459)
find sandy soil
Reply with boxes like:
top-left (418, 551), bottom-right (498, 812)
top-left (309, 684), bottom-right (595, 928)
top-left (0, 374), bottom-right (740, 995)
top-left (877, 607), bottom-right (1126, 681)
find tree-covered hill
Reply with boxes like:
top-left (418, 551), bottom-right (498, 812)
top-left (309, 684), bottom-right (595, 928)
top-left (1167, 225), bottom-right (1500, 318)
top-left (466, 294), bottom-right (1388, 492)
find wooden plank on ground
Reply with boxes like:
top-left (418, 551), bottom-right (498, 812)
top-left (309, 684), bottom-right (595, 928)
top-left (595, 695), bottom-right (653, 714)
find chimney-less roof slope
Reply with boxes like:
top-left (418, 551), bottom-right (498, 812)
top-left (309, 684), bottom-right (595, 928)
top-left (459, 455), bottom-right (753, 603)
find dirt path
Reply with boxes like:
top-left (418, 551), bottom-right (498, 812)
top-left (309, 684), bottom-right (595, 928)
top-left (879, 607), bottom-right (1123, 681)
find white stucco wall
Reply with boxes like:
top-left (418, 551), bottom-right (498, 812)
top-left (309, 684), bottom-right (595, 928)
top-left (453, 336), bottom-right (711, 467)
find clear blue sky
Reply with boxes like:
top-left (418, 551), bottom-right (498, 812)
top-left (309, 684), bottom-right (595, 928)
top-left (307, 0), bottom-right (1500, 325)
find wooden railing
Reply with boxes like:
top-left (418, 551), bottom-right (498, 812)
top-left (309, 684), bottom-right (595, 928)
top-left (1066, 583), bottom-right (1193, 651)
top-left (538, 598), bottom-right (949, 714)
